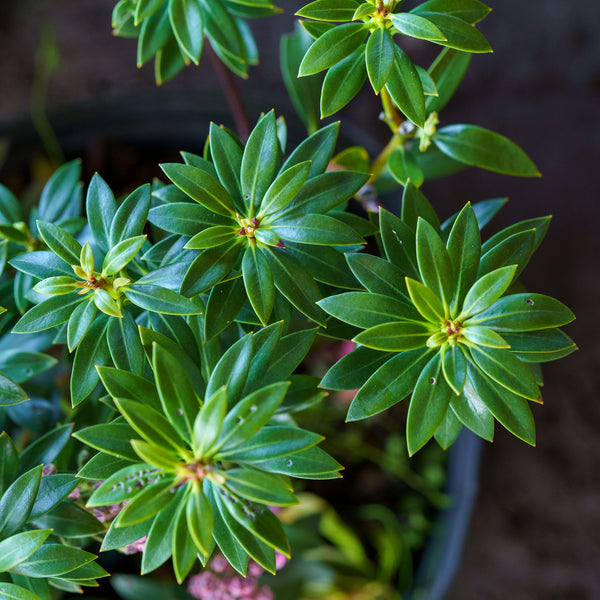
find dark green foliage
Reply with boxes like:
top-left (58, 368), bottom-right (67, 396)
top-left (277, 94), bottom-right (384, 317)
top-left (319, 194), bottom-right (575, 454)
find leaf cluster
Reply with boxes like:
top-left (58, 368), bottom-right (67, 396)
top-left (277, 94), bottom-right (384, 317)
top-left (320, 184), bottom-right (575, 454)
top-left (111, 0), bottom-right (281, 83)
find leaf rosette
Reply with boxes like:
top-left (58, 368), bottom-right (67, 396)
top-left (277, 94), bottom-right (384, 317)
top-left (319, 186), bottom-right (576, 455)
top-left (10, 177), bottom-right (201, 406)
top-left (111, 0), bottom-right (281, 84)
top-left (74, 330), bottom-right (341, 582)
top-left (150, 111), bottom-right (371, 329)
top-left (0, 430), bottom-right (107, 598)
top-left (296, 0), bottom-right (492, 122)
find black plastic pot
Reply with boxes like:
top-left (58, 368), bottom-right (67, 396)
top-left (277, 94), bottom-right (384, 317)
top-left (0, 95), bottom-right (482, 599)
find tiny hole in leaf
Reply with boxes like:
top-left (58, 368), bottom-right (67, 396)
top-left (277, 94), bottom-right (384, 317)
top-left (429, 377), bottom-right (436, 385)
top-left (526, 298), bottom-right (534, 305)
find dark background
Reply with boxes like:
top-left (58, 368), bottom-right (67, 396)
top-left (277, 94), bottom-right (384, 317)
top-left (1, 1), bottom-right (599, 598)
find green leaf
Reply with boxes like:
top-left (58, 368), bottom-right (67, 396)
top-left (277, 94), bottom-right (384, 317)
top-left (401, 180), bottom-right (440, 232)
top-left (446, 202), bottom-right (481, 313)
top-left (0, 466), bottom-right (42, 538)
top-left (270, 214), bottom-right (364, 246)
top-left (320, 47), bottom-right (367, 117)
top-left (152, 343), bottom-right (200, 441)
top-left (477, 229), bottom-right (535, 278)
top-left (180, 242), bottom-right (242, 296)
top-left (280, 25), bottom-right (322, 134)
top-left (161, 163), bottom-right (236, 217)
top-left (101, 517), bottom-right (150, 552)
top-left (406, 352), bottom-right (452, 455)
top-left (211, 487), bottom-right (275, 574)
top-left (107, 310), bottom-right (144, 375)
top-left (86, 174), bottom-right (117, 253)
top-left (194, 386), bottom-right (227, 456)
top-left (385, 46), bottom-right (425, 127)
top-left (278, 170), bottom-right (369, 217)
top-left (12, 544), bottom-right (96, 578)
top-left (347, 349), bottom-right (432, 420)
top-left (141, 489), bottom-right (183, 574)
top-left (416, 218), bottom-right (454, 308)
top-left (36, 221), bottom-right (81, 265)
top-left (354, 322), bottom-right (432, 352)
top-left (205, 333), bottom-right (253, 406)
top-left (37, 159), bottom-right (82, 224)
top-left (33, 275), bottom-right (79, 296)
top-left (204, 277), bottom-right (246, 340)
top-left (481, 216), bottom-right (551, 256)
top-left (260, 161), bottom-right (312, 217)
top-left (467, 363), bottom-right (535, 445)
top-left (87, 464), bottom-right (157, 506)
top-left (467, 293), bottom-right (575, 332)
top-left (78, 452), bottom-right (134, 481)
top-left (263, 328), bottom-right (317, 384)
top-left (0, 529), bottom-right (52, 572)
top-left (169, 0), bottom-right (204, 63)
top-left (461, 325), bottom-right (510, 348)
top-left (19, 423), bottom-right (73, 474)
top-left (102, 236), bottom-right (146, 276)
top-left (388, 146), bottom-right (424, 187)
top-left (148, 202), bottom-right (229, 235)
top-left (441, 343), bottom-right (467, 395)
top-left (186, 485), bottom-right (213, 555)
top-left (219, 426), bottom-right (322, 462)
top-left (501, 329), bottom-right (577, 363)
top-left (172, 494), bottom-right (197, 583)
top-left (71, 317), bottom-right (110, 406)
top-left (216, 382), bottom-right (288, 453)
top-left (115, 397), bottom-right (186, 451)
top-left (208, 123), bottom-right (244, 212)
top-left (434, 124), bottom-right (540, 176)
top-left (29, 474), bottom-right (78, 520)
top-left (389, 13), bottom-right (446, 41)
top-left (73, 422), bottom-right (140, 461)
top-left (255, 446), bottom-right (342, 479)
top-left (0, 374), bottom-right (27, 407)
top-left (413, 0), bottom-right (491, 24)
top-left (318, 291), bottom-right (415, 328)
top-left (412, 11), bottom-right (491, 52)
top-left (225, 467), bottom-right (296, 506)
top-left (450, 375), bottom-right (494, 441)
top-left (125, 283), bottom-right (203, 315)
top-left (116, 477), bottom-right (176, 527)
top-left (264, 247), bottom-right (326, 325)
top-left (33, 501), bottom-right (104, 538)
top-left (10, 251), bottom-right (82, 279)
top-left (135, 0), bottom-right (164, 22)
top-left (459, 265), bottom-right (517, 319)
top-left (281, 121), bottom-right (339, 177)
top-left (0, 582), bottom-right (40, 599)
top-left (320, 345), bottom-right (392, 391)
top-left (98, 365), bottom-right (162, 410)
top-left (296, 0), bottom-right (359, 21)
top-left (137, 5), bottom-right (171, 67)
top-left (379, 208), bottom-right (419, 278)
top-left (468, 345), bottom-right (540, 400)
top-left (241, 111), bottom-right (280, 214)
top-left (405, 277), bottom-right (446, 323)
top-left (185, 226), bottom-right (236, 250)
top-left (110, 184), bottom-right (152, 245)
top-left (434, 405), bottom-right (463, 449)
top-left (0, 433), bottom-right (18, 496)
top-left (346, 253), bottom-right (410, 301)
top-left (242, 246), bottom-right (275, 326)
top-left (365, 27), bottom-right (394, 93)
top-left (426, 47), bottom-right (471, 113)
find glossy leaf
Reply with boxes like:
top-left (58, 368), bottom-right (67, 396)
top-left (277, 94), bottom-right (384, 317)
top-left (406, 353), bottom-right (452, 455)
top-left (441, 343), bottom-right (467, 395)
top-left (434, 124), bottom-right (540, 176)
top-left (354, 322), bottom-right (432, 352)
top-left (298, 22), bottom-right (368, 76)
top-left (347, 349), bottom-right (432, 420)
top-left (459, 265), bottom-right (516, 319)
top-left (467, 293), bottom-right (575, 332)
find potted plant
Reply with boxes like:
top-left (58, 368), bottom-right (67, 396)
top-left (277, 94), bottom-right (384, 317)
top-left (0, 0), bottom-right (576, 598)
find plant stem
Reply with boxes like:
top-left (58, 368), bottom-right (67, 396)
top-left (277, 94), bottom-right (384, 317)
top-left (206, 43), bottom-right (251, 143)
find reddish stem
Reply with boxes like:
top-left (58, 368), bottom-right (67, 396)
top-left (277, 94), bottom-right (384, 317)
top-left (206, 43), bottom-right (251, 143)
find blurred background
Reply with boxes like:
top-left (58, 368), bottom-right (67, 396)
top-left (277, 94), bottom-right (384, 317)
top-left (1, 0), bottom-right (599, 597)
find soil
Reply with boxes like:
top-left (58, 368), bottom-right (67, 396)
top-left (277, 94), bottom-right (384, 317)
top-left (1, 0), bottom-right (600, 598)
